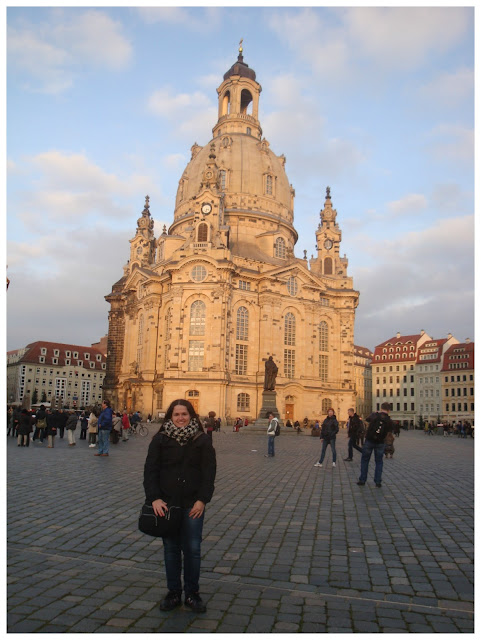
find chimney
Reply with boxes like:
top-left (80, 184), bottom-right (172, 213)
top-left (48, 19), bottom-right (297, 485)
top-left (396, 332), bottom-right (401, 339)
top-left (447, 333), bottom-right (452, 339)
top-left (420, 329), bottom-right (425, 335)
top-left (465, 338), bottom-right (471, 343)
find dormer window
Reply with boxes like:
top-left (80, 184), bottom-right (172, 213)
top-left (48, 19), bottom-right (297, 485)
top-left (96, 354), bottom-right (102, 361)
top-left (39, 356), bottom-right (45, 363)
top-left (84, 353), bottom-right (90, 360)
top-left (73, 352), bottom-right (78, 359)
top-left (77, 360), bottom-right (83, 367)
top-left (53, 349), bottom-right (59, 357)
top-left (90, 362), bottom-right (95, 368)
top-left (41, 348), bottom-right (47, 355)
top-left (65, 350), bottom-right (71, 357)
top-left (265, 174), bottom-right (273, 196)
top-left (65, 359), bottom-right (71, 365)
top-left (52, 358), bottom-right (58, 365)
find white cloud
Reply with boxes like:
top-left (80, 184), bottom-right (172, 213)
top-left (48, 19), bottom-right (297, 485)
top-left (162, 154), bottom-right (187, 170)
top-left (147, 88), bottom-right (212, 119)
top-left (417, 67), bottom-right (474, 109)
top-left (8, 10), bottom-right (132, 93)
top-left (353, 214), bottom-right (474, 348)
top-left (268, 7), bottom-right (472, 83)
top-left (135, 6), bottom-right (222, 31)
top-left (388, 194), bottom-right (428, 216)
top-left (425, 124), bottom-right (474, 166)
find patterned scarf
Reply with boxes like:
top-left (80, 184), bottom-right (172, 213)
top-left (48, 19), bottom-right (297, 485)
top-left (162, 419), bottom-right (200, 446)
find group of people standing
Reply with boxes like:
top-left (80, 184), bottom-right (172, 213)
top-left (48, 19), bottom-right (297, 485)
top-left (6, 402), bottom-right (144, 454)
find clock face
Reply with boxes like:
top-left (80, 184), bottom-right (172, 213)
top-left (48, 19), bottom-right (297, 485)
top-left (201, 203), bottom-right (212, 214)
top-left (324, 239), bottom-right (333, 250)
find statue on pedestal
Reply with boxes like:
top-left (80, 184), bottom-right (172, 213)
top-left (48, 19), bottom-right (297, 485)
top-left (264, 356), bottom-right (278, 391)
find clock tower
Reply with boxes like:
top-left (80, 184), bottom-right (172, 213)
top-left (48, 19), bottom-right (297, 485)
top-left (310, 187), bottom-right (348, 279)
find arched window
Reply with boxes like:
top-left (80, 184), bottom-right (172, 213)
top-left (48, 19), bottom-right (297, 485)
top-left (165, 306), bottom-right (172, 339)
top-left (322, 398), bottom-right (332, 414)
top-left (137, 314), bottom-right (144, 346)
top-left (237, 393), bottom-right (250, 411)
top-left (275, 237), bottom-right (286, 259)
top-left (240, 89), bottom-right (253, 114)
top-left (324, 257), bottom-right (333, 275)
top-left (236, 307), bottom-right (248, 341)
top-left (319, 321), bottom-right (328, 351)
top-left (222, 91), bottom-right (231, 115)
top-left (157, 242), bottom-right (164, 262)
top-left (190, 300), bottom-right (206, 336)
top-left (197, 223), bottom-right (208, 242)
top-left (187, 390), bottom-right (199, 398)
top-left (284, 312), bottom-right (296, 346)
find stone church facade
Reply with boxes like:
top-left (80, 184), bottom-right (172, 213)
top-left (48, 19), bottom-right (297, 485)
top-left (103, 50), bottom-right (359, 423)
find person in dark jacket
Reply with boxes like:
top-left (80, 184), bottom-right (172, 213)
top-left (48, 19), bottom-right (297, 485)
top-left (17, 409), bottom-right (33, 446)
top-left (32, 405), bottom-right (47, 443)
top-left (45, 409), bottom-right (58, 447)
top-left (58, 409), bottom-right (68, 438)
top-left (143, 399), bottom-right (216, 614)
top-left (357, 402), bottom-right (394, 488)
top-left (95, 400), bottom-right (113, 456)
top-left (314, 408), bottom-right (339, 468)
top-left (65, 411), bottom-right (78, 446)
top-left (344, 408), bottom-right (364, 461)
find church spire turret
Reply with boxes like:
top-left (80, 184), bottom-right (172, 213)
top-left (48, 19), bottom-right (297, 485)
top-left (129, 194), bottom-right (155, 268)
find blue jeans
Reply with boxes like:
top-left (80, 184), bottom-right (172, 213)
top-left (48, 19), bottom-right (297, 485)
top-left (359, 440), bottom-right (385, 484)
top-left (348, 436), bottom-right (363, 459)
top-left (319, 437), bottom-right (336, 463)
top-left (98, 429), bottom-right (110, 454)
top-left (267, 435), bottom-right (275, 456)
top-left (163, 508), bottom-right (205, 594)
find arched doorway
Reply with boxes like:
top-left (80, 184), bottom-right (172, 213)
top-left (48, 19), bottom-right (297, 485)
top-left (285, 395), bottom-right (295, 421)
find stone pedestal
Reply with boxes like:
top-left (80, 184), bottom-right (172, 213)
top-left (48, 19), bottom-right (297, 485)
top-left (240, 390), bottom-right (282, 434)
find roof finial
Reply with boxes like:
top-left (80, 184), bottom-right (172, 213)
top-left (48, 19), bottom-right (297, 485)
top-left (238, 38), bottom-right (244, 62)
top-left (326, 186), bottom-right (331, 200)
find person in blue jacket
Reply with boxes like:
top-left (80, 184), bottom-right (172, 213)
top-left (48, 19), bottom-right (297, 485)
top-left (95, 399), bottom-right (113, 457)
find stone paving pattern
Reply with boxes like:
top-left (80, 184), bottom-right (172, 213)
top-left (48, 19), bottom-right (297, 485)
top-left (7, 427), bottom-right (474, 632)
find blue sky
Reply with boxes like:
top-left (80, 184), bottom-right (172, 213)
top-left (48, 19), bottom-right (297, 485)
top-left (6, 6), bottom-right (475, 352)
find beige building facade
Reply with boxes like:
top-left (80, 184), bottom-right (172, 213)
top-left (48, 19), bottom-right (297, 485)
top-left (103, 51), bottom-right (359, 423)
top-left (353, 345), bottom-right (373, 420)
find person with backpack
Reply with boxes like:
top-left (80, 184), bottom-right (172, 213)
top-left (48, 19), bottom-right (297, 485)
top-left (357, 402), bottom-right (393, 488)
top-left (314, 408), bottom-right (339, 468)
top-left (264, 412), bottom-right (279, 458)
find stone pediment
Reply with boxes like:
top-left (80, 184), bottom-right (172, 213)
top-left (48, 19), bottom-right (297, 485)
top-left (262, 262), bottom-right (327, 291)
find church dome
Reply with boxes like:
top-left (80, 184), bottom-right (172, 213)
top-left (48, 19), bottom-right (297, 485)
top-left (173, 133), bottom-right (293, 224)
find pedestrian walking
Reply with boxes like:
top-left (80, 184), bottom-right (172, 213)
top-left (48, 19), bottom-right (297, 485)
top-left (314, 408), bottom-right (339, 467)
top-left (205, 411), bottom-right (216, 442)
top-left (111, 412), bottom-right (122, 444)
top-left (343, 408), bottom-right (364, 461)
top-left (357, 402), bottom-right (394, 488)
top-left (95, 400), bottom-right (113, 456)
top-left (143, 399), bottom-right (216, 613)
top-left (264, 412), bottom-right (278, 457)
top-left (57, 409), bottom-right (68, 439)
top-left (65, 411), bottom-right (78, 446)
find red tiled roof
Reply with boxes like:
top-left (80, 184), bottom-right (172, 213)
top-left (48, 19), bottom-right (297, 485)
top-left (17, 341), bottom-right (106, 370)
top-left (354, 345), bottom-right (373, 358)
top-left (416, 338), bottom-right (447, 364)
top-left (441, 341), bottom-right (474, 371)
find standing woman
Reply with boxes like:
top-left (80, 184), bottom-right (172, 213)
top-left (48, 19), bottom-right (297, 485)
top-left (143, 399), bottom-right (216, 614)
top-left (45, 409), bottom-right (58, 447)
top-left (314, 408), bottom-right (339, 468)
top-left (17, 409), bottom-right (33, 447)
top-left (65, 411), bottom-right (78, 446)
top-left (88, 408), bottom-right (99, 448)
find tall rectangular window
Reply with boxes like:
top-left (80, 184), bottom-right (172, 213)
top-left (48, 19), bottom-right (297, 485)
top-left (235, 344), bottom-right (248, 375)
top-left (319, 354), bottom-right (328, 381)
top-left (284, 349), bottom-right (295, 378)
top-left (188, 341), bottom-right (204, 371)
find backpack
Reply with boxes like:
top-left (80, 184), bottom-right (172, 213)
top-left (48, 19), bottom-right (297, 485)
top-left (274, 419), bottom-right (280, 437)
top-left (366, 413), bottom-right (390, 444)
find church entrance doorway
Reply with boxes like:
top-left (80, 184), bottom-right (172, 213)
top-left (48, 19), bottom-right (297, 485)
top-left (285, 403), bottom-right (294, 421)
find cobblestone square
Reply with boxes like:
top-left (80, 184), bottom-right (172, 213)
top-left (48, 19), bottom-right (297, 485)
top-left (7, 428), bottom-right (474, 632)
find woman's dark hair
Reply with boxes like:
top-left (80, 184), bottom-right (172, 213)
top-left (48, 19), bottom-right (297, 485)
top-left (326, 408), bottom-right (336, 416)
top-left (162, 399), bottom-right (203, 432)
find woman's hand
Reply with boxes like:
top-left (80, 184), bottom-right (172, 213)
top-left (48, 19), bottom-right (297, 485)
top-left (189, 500), bottom-right (205, 519)
top-left (152, 499), bottom-right (168, 517)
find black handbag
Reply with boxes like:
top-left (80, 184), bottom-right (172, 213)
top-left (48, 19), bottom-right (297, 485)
top-left (138, 503), bottom-right (182, 537)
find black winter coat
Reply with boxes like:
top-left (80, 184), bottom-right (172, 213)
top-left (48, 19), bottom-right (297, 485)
top-left (143, 431), bottom-right (216, 508)
top-left (348, 413), bottom-right (364, 438)
top-left (18, 413), bottom-right (33, 435)
top-left (320, 416), bottom-right (339, 441)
